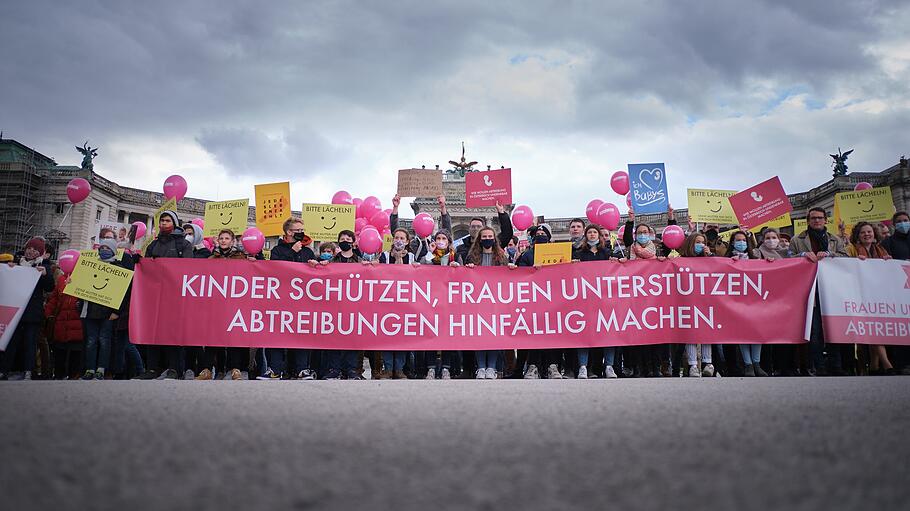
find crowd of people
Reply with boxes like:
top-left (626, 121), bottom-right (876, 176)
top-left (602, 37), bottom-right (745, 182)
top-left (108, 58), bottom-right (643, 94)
top-left (2, 193), bottom-right (909, 381)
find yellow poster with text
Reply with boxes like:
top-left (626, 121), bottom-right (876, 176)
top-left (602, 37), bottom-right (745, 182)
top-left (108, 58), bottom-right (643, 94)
top-left (793, 217), bottom-right (837, 234)
top-left (142, 198), bottom-right (178, 252)
top-left (749, 212), bottom-right (791, 234)
top-left (80, 249), bottom-right (125, 261)
top-left (302, 203), bottom-right (356, 242)
top-left (382, 234), bottom-right (394, 253)
top-left (687, 189), bottom-right (737, 224)
top-left (204, 199), bottom-right (249, 237)
top-left (63, 257), bottom-right (134, 309)
top-left (255, 182), bottom-right (291, 237)
top-left (534, 242), bottom-right (572, 266)
top-left (835, 186), bottom-right (894, 225)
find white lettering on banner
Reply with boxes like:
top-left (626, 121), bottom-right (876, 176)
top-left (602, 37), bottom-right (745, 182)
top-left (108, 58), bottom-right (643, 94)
top-left (227, 309), bottom-right (440, 336)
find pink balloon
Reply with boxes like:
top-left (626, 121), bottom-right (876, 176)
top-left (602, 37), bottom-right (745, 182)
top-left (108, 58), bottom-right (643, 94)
top-left (381, 228), bottom-right (392, 237)
top-left (203, 238), bottom-right (214, 251)
top-left (241, 227), bottom-right (265, 254)
top-left (413, 213), bottom-right (435, 238)
top-left (191, 218), bottom-right (205, 230)
top-left (661, 225), bottom-right (686, 250)
top-left (58, 249), bottom-right (80, 274)
top-left (354, 217), bottom-right (368, 234)
top-left (626, 193), bottom-right (632, 208)
top-left (617, 225), bottom-right (625, 239)
top-left (596, 202), bottom-right (621, 231)
top-left (382, 208), bottom-right (392, 216)
top-left (610, 171), bottom-right (630, 196)
top-left (353, 198), bottom-right (364, 218)
top-left (358, 228), bottom-right (383, 254)
top-left (854, 182), bottom-right (873, 191)
top-left (131, 221), bottom-right (147, 239)
top-left (511, 205), bottom-right (535, 231)
top-left (361, 196), bottom-right (382, 220)
top-left (586, 199), bottom-right (604, 224)
top-left (332, 190), bottom-right (354, 205)
top-left (370, 210), bottom-right (391, 231)
top-left (66, 178), bottom-right (91, 204)
top-left (163, 175), bottom-right (188, 201)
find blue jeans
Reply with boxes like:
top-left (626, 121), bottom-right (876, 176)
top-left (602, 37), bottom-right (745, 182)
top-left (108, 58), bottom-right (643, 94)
top-left (577, 349), bottom-right (589, 367)
top-left (739, 344), bottom-right (761, 365)
top-left (1, 321), bottom-right (40, 373)
top-left (474, 350), bottom-right (499, 369)
top-left (113, 329), bottom-right (144, 376)
top-left (265, 348), bottom-right (311, 374)
top-left (83, 318), bottom-right (114, 371)
top-left (325, 350), bottom-right (358, 373)
top-left (382, 351), bottom-right (406, 372)
top-left (604, 347), bottom-right (616, 366)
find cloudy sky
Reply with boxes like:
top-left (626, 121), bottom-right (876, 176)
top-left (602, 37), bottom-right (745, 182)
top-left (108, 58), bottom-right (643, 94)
top-left (3, 0), bottom-right (908, 217)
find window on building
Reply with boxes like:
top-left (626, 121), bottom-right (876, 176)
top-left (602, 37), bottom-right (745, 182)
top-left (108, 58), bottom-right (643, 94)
top-left (96, 207), bottom-right (103, 221)
top-left (55, 202), bottom-right (65, 214)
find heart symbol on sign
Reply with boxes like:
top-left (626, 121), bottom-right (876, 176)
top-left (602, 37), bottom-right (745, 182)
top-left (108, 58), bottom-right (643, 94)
top-left (639, 168), bottom-right (663, 191)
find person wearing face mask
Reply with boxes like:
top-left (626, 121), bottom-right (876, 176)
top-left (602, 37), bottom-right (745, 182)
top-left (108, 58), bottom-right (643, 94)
top-left (318, 230), bottom-right (365, 380)
top-left (514, 225), bottom-right (565, 379)
top-left (622, 207), bottom-right (675, 377)
top-left (725, 230), bottom-right (769, 377)
top-left (255, 218), bottom-right (317, 381)
top-left (136, 211), bottom-right (193, 380)
top-left (375, 229), bottom-right (417, 380)
top-left (176, 223), bottom-right (213, 379)
top-left (463, 226), bottom-right (509, 379)
top-left (182, 223), bottom-right (211, 258)
top-left (390, 194), bottom-right (453, 260)
top-left (421, 230), bottom-right (460, 379)
top-left (677, 233), bottom-right (720, 377)
top-left (455, 202), bottom-right (514, 264)
top-left (881, 211), bottom-right (910, 374)
top-left (567, 218), bottom-right (586, 250)
top-left (0, 237), bottom-right (55, 381)
top-left (792, 207), bottom-right (848, 376)
top-left (755, 228), bottom-right (802, 376)
top-left (505, 236), bottom-right (520, 264)
top-left (572, 225), bottom-right (620, 379)
top-left (77, 237), bottom-right (132, 380)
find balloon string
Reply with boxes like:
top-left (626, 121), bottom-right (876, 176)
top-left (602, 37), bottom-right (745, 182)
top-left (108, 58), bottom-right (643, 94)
top-left (56, 203), bottom-right (73, 229)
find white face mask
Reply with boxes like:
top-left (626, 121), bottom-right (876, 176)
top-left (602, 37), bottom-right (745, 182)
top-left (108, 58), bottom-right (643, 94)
top-left (764, 238), bottom-right (780, 249)
top-left (436, 240), bottom-right (448, 249)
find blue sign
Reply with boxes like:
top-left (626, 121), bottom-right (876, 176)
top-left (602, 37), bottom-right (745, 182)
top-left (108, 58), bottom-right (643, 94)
top-left (628, 163), bottom-right (668, 214)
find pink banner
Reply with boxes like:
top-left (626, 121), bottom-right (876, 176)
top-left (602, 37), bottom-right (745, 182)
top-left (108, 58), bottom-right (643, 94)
top-left (130, 258), bottom-right (818, 350)
top-left (728, 176), bottom-right (792, 229)
top-left (465, 168), bottom-right (512, 208)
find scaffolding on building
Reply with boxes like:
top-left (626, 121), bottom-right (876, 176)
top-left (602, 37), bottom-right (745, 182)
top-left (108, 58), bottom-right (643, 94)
top-left (0, 139), bottom-right (53, 256)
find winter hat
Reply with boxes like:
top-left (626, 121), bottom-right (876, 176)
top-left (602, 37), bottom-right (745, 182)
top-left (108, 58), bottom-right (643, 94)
top-left (182, 223), bottom-right (203, 246)
top-left (159, 210), bottom-right (180, 225)
top-left (528, 224), bottom-right (552, 241)
top-left (98, 238), bottom-right (119, 262)
top-left (25, 237), bottom-right (46, 254)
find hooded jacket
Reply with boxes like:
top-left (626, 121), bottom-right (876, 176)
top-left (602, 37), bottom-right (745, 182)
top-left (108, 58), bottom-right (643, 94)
top-left (270, 237), bottom-right (316, 263)
top-left (44, 274), bottom-right (83, 343)
top-left (882, 230), bottom-right (909, 260)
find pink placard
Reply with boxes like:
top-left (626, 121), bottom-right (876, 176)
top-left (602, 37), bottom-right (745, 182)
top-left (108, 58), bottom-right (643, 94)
top-left (728, 176), bottom-right (793, 229)
top-left (465, 169), bottom-right (512, 208)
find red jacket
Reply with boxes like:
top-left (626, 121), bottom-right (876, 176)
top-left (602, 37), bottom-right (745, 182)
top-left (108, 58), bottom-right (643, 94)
top-left (44, 275), bottom-right (83, 343)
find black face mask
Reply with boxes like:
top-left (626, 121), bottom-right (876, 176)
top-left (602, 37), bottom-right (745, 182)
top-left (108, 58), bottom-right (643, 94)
top-left (480, 239), bottom-right (495, 249)
top-left (293, 232), bottom-right (306, 242)
top-left (338, 241), bottom-right (353, 252)
top-left (705, 229), bottom-right (719, 243)
top-left (534, 235), bottom-right (549, 244)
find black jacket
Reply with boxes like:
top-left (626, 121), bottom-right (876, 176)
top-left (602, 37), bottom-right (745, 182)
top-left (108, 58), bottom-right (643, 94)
top-left (145, 228), bottom-right (193, 259)
top-left (78, 257), bottom-right (132, 321)
top-left (573, 246), bottom-right (611, 262)
top-left (882, 231), bottom-right (910, 260)
top-left (456, 212), bottom-right (515, 262)
top-left (13, 254), bottom-right (55, 323)
top-left (270, 238), bottom-right (316, 263)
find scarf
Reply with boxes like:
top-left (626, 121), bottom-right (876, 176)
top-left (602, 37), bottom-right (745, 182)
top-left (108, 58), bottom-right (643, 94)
top-left (757, 244), bottom-right (788, 260)
top-left (19, 255), bottom-right (44, 268)
top-left (632, 241), bottom-right (657, 260)
top-left (808, 228), bottom-right (829, 254)
top-left (854, 243), bottom-right (885, 259)
top-left (214, 246), bottom-right (239, 258)
top-left (432, 248), bottom-right (455, 265)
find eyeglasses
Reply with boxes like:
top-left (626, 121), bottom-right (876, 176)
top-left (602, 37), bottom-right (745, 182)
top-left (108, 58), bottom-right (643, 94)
top-left (808, 216), bottom-right (826, 221)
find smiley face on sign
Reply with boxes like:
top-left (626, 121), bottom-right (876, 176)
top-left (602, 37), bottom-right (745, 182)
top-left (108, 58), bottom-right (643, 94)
top-left (91, 273), bottom-right (110, 291)
top-left (321, 215), bottom-right (338, 230)
top-left (858, 199), bottom-right (875, 213)
top-left (220, 211), bottom-right (233, 225)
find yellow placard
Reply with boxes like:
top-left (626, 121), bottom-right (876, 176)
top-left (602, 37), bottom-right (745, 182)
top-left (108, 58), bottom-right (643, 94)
top-left (793, 217), bottom-right (837, 234)
top-left (261, 249), bottom-right (271, 261)
top-left (63, 257), bottom-right (134, 309)
top-left (382, 234), bottom-right (394, 253)
top-left (80, 249), bottom-right (125, 261)
top-left (835, 186), bottom-right (894, 225)
top-left (717, 229), bottom-right (736, 243)
top-left (302, 203), bottom-right (356, 242)
top-left (534, 242), bottom-right (572, 266)
top-left (255, 182), bottom-right (291, 237)
top-left (749, 212), bottom-right (791, 234)
top-left (203, 199), bottom-right (249, 237)
top-left (142, 198), bottom-right (178, 252)
top-left (687, 189), bottom-right (737, 224)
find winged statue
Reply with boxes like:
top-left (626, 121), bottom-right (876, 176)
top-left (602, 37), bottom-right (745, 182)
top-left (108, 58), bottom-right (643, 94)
top-left (76, 141), bottom-right (99, 171)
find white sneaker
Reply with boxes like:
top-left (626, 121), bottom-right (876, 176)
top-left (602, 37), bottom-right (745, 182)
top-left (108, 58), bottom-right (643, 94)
top-left (524, 365), bottom-right (539, 379)
top-left (426, 367), bottom-right (436, 380)
top-left (441, 368), bottom-right (451, 380)
top-left (476, 368), bottom-right (486, 379)
top-left (702, 363), bottom-right (715, 377)
top-left (183, 369), bottom-right (195, 380)
top-left (577, 365), bottom-right (588, 379)
top-left (485, 367), bottom-right (497, 380)
top-left (547, 364), bottom-right (563, 379)
top-left (688, 365), bottom-right (701, 378)
top-left (605, 365), bottom-right (618, 379)
top-left (23, 371), bottom-right (32, 381)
